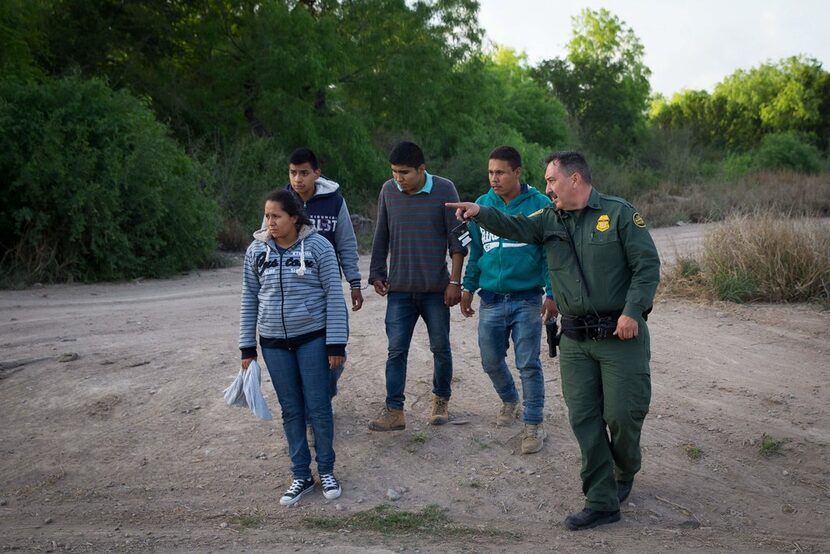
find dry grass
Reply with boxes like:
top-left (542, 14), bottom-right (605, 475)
top-left (639, 171), bottom-right (830, 228)
top-left (660, 212), bottom-right (830, 305)
top-left (703, 213), bottom-right (830, 303)
top-left (657, 255), bottom-right (712, 301)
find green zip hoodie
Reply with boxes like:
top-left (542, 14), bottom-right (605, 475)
top-left (462, 184), bottom-right (552, 296)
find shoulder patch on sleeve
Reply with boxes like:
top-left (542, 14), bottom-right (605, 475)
top-left (633, 212), bottom-right (646, 228)
top-left (529, 208), bottom-right (545, 218)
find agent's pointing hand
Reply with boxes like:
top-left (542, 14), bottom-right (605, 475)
top-left (445, 202), bottom-right (480, 221)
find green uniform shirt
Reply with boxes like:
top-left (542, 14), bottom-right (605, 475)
top-left (474, 188), bottom-right (660, 319)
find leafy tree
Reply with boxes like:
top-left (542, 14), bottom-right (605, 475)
top-left (532, 8), bottom-right (651, 159)
top-left (652, 56), bottom-right (830, 153)
top-left (488, 48), bottom-right (570, 148)
top-left (650, 89), bottom-right (717, 147)
top-left (431, 47), bottom-right (570, 199)
top-left (716, 56), bottom-right (830, 150)
top-left (752, 131), bottom-right (823, 174)
top-left (0, 76), bottom-right (219, 283)
top-left (29, 1), bottom-right (567, 196)
top-left (0, 0), bottom-right (48, 81)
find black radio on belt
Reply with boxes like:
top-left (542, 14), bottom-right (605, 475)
top-left (545, 319), bottom-right (560, 357)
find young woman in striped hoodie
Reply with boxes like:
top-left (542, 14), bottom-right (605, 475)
top-left (239, 189), bottom-right (349, 505)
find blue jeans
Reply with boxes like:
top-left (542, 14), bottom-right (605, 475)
top-left (304, 355), bottom-right (345, 424)
top-left (384, 292), bottom-right (452, 410)
top-left (261, 336), bottom-right (334, 480)
top-left (478, 295), bottom-right (545, 424)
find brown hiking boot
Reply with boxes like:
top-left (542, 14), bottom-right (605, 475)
top-left (521, 423), bottom-right (546, 454)
top-left (368, 407), bottom-right (405, 431)
top-left (496, 401), bottom-right (520, 427)
top-left (429, 395), bottom-right (449, 425)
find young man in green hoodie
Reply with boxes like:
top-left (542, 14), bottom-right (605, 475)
top-left (459, 145), bottom-right (558, 454)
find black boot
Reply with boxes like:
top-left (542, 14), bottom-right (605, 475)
top-left (617, 480), bottom-right (633, 503)
top-left (564, 508), bottom-right (621, 530)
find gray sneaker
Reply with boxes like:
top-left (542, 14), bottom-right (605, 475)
top-left (521, 423), bottom-right (546, 454)
top-left (496, 401), bottom-right (520, 427)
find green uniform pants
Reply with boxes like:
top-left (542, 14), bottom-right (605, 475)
top-left (559, 321), bottom-right (651, 511)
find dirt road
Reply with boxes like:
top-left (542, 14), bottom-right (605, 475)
top-left (1, 224), bottom-right (829, 552)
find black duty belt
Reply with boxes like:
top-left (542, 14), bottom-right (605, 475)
top-left (560, 311), bottom-right (622, 341)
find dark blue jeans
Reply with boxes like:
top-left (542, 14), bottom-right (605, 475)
top-left (384, 292), bottom-right (452, 410)
top-left (478, 295), bottom-right (545, 424)
top-left (304, 356), bottom-right (345, 424)
top-left (262, 336), bottom-right (334, 479)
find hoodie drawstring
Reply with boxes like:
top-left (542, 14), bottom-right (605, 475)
top-left (297, 239), bottom-right (306, 276)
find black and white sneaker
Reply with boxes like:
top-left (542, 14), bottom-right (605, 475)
top-left (279, 477), bottom-right (315, 506)
top-left (320, 473), bottom-right (341, 500)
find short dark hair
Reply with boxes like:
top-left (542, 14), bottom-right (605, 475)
top-left (264, 189), bottom-right (312, 228)
top-left (489, 145), bottom-right (522, 170)
top-left (289, 148), bottom-right (319, 170)
top-left (389, 141), bottom-right (425, 168)
top-left (544, 151), bottom-right (592, 183)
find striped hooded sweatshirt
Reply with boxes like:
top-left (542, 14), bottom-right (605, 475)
top-left (239, 224), bottom-right (349, 359)
top-left (263, 176), bottom-right (362, 289)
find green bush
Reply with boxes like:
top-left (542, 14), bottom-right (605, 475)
top-left (752, 132), bottom-right (822, 174)
top-left (0, 76), bottom-right (219, 284)
top-left (720, 152), bottom-right (754, 180)
top-left (195, 136), bottom-right (287, 250)
top-left (432, 122), bottom-right (553, 202)
top-left (589, 156), bottom-right (661, 200)
top-left (195, 131), bottom-right (386, 251)
top-left (637, 126), bottom-right (721, 185)
top-left (709, 269), bottom-right (759, 303)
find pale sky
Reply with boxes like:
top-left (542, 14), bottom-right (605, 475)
top-left (477, 0), bottom-right (830, 97)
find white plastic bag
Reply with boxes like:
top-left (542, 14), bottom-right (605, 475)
top-left (223, 369), bottom-right (247, 407)
top-left (223, 360), bottom-right (273, 421)
top-left (242, 360), bottom-right (273, 421)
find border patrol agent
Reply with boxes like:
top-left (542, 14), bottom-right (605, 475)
top-left (447, 151), bottom-right (660, 531)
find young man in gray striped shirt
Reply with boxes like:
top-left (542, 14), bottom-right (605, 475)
top-left (368, 141), bottom-right (467, 431)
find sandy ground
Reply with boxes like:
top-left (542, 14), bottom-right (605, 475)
top-left (1, 224), bottom-right (829, 553)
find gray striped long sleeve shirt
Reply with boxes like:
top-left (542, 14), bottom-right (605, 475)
top-left (369, 175), bottom-right (467, 293)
